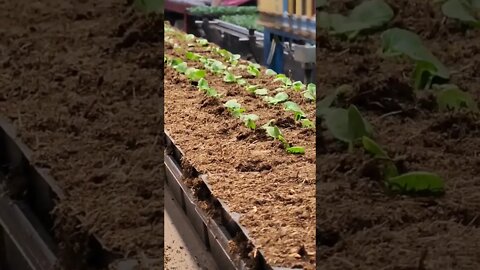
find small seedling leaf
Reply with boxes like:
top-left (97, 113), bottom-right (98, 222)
top-left (265, 92), bottom-right (289, 105)
top-left (387, 171), bottom-right (445, 194)
top-left (254, 88), bottom-right (269, 96)
top-left (362, 136), bottom-right (388, 158)
top-left (286, 146), bottom-right (305, 154)
top-left (265, 69), bottom-right (277, 76)
top-left (441, 0), bottom-right (480, 25)
top-left (435, 84), bottom-right (479, 112)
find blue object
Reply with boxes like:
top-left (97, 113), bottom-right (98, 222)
top-left (262, 27), bottom-right (314, 74)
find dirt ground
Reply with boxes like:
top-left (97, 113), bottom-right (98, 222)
top-left (164, 27), bottom-right (316, 268)
top-left (317, 1), bottom-right (480, 269)
top-left (0, 0), bottom-right (163, 269)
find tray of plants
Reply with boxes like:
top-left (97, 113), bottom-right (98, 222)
top-left (164, 22), bottom-right (316, 269)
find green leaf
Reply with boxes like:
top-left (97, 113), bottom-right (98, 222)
top-left (223, 72), bottom-right (236, 83)
top-left (301, 119), bottom-right (314, 128)
top-left (286, 146), bottom-right (305, 154)
top-left (241, 114), bottom-right (259, 129)
top-left (185, 68), bottom-right (206, 81)
top-left (387, 172), bottom-right (445, 193)
top-left (186, 52), bottom-right (200, 60)
top-left (381, 28), bottom-right (450, 85)
top-left (435, 84), bottom-right (479, 112)
top-left (198, 78), bottom-right (209, 90)
top-left (348, 105), bottom-right (369, 141)
top-left (237, 79), bottom-right (247, 85)
top-left (362, 137), bottom-right (399, 177)
top-left (284, 101), bottom-right (305, 121)
top-left (292, 81), bottom-right (305, 91)
top-left (323, 108), bottom-right (350, 142)
top-left (362, 136), bottom-right (388, 158)
top-left (224, 99), bottom-right (241, 109)
top-left (196, 38), bottom-right (209, 46)
top-left (264, 92), bottom-right (289, 105)
top-left (174, 62), bottom-right (188, 73)
top-left (441, 0), bottom-right (480, 25)
top-left (304, 83), bottom-right (316, 101)
top-left (323, 105), bottom-right (372, 146)
top-left (247, 65), bottom-right (260, 77)
top-left (254, 88), bottom-right (269, 96)
top-left (265, 69), bottom-right (277, 76)
top-left (319, 0), bottom-right (393, 38)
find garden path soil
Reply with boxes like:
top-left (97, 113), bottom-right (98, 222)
top-left (317, 1), bottom-right (480, 269)
top-left (164, 29), bottom-right (316, 268)
top-left (0, 0), bottom-right (163, 269)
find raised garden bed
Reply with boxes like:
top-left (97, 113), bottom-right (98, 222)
top-left (0, 0), bottom-right (163, 269)
top-left (316, 0), bottom-right (480, 269)
top-left (164, 23), bottom-right (316, 269)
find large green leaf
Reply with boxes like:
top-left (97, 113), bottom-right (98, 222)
top-left (319, 0), bottom-right (393, 38)
top-left (387, 172), bottom-right (444, 193)
top-left (441, 0), bottom-right (480, 25)
top-left (381, 28), bottom-right (450, 80)
top-left (324, 108), bottom-right (350, 142)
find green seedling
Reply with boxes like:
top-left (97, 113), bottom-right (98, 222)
top-left (223, 71), bottom-right (242, 83)
top-left (440, 0), bottom-right (480, 27)
top-left (196, 38), bottom-right (209, 46)
top-left (240, 114), bottom-right (259, 129)
top-left (173, 61), bottom-right (188, 73)
top-left (274, 74), bottom-right (293, 87)
top-left (361, 136), bottom-right (398, 178)
top-left (197, 78), bottom-right (220, 98)
top-left (434, 84), bottom-right (479, 112)
top-left (284, 101), bottom-right (306, 121)
top-left (185, 67), bottom-right (206, 82)
top-left (292, 81), bottom-right (305, 91)
top-left (381, 28), bottom-right (450, 89)
top-left (245, 85), bottom-right (268, 96)
top-left (362, 136), bottom-right (444, 194)
top-left (264, 92), bottom-right (289, 105)
top-left (265, 69), bottom-right (277, 76)
top-left (185, 34), bottom-right (195, 41)
top-left (318, 0), bottom-right (393, 38)
top-left (323, 105), bottom-right (373, 152)
top-left (224, 99), bottom-right (245, 118)
top-left (186, 52), bottom-right (201, 61)
top-left (237, 78), bottom-right (247, 85)
top-left (261, 121), bottom-right (305, 154)
top-left (207, 59), bottom-right (226, 74)
top-left (247, 63), bottom-right (261, 77)
top-left (304, 83), bottom-right (316, 101)
top-left (301, 119), bottom-right (314, 128)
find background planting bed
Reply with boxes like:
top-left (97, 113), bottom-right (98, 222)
top-left (0, 118), bottom-right (154, 270)
top-left (165, 132), bottom-right (301, 270)
top-left (317, 0), bottom-right (480, 269)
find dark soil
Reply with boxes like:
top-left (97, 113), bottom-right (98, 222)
top-left (164, 26), bottom-right (316, 269)
top-left (317, 1), bottom-right (480, 269)
top-left (0, 0), bottom-right (163, 269)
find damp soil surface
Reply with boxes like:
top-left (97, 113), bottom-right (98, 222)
top-left (164, 26), bottom-right (316, 268)
top-left (317, 1), bottom-right (480, 269)
top-left (0, 0), bottom-right (163, 268)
